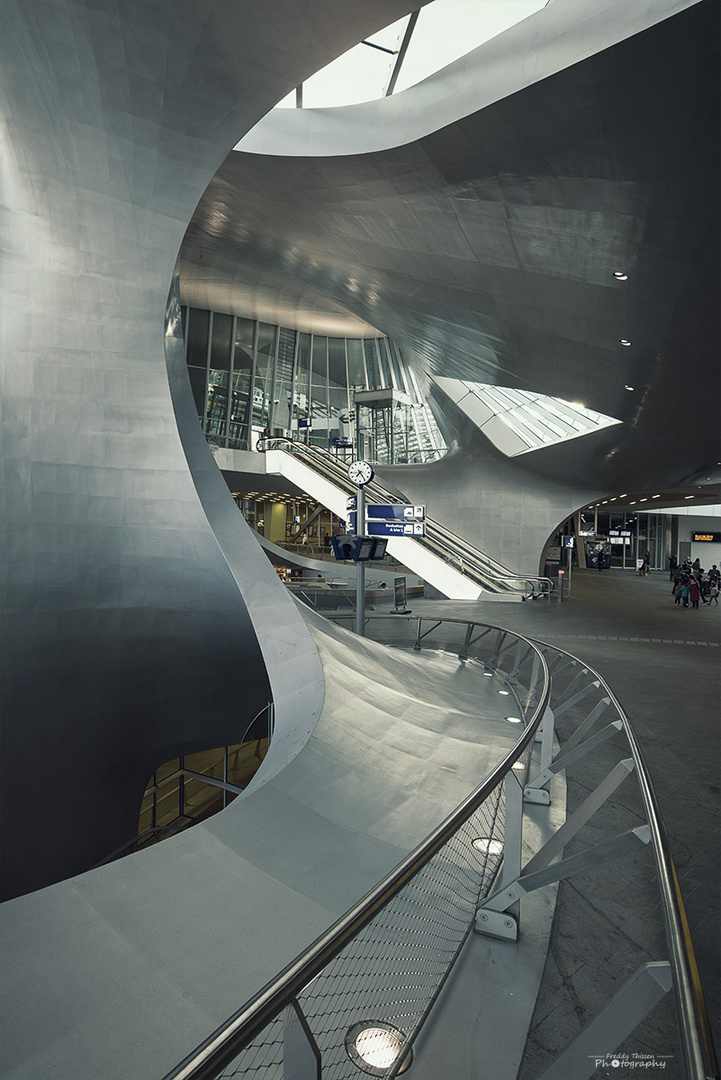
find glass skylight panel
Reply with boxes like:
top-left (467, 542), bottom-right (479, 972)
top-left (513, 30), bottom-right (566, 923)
top-left (442, 379), bottom-right (621, 457)
top-left (274, 1), bottom-right (548, 110)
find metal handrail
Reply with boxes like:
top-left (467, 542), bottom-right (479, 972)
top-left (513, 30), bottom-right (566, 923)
top-left (261, 438), bottom-right (553, 597)
top-left (331, 620), bottom-right (718, 1079)
top-left (532, 639), bottom-right (718, 1080)
top-left (161, 621), bottom-right (551, 1080)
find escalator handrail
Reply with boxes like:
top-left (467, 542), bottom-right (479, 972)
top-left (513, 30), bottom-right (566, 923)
top-left (261, 439), bottom-right (553, 596)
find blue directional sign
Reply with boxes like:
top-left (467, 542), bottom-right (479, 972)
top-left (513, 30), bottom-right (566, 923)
top-left (367, 504), bottom-right (425, 521)
top-left (367, 520), bottom-right (425, 537)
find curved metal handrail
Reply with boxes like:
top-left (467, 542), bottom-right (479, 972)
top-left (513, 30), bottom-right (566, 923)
top-left (530, 638), bottom-right (718, 1080)
top-left (162, 621), bottom-right (551, 1080)
top-left (334, 619), bottom-right (718, 1079)
top-left (260, 438), bottom-right (553, 597)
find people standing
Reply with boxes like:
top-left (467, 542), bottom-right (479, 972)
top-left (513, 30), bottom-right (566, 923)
top-left (689, 578), bottom-right (701, 609)
top-left (709, 581), bottom-right (719, 606)
top-left (669, 554), bottom-right (678, 580)
top-left (681, 579), bottom-right (691, 608)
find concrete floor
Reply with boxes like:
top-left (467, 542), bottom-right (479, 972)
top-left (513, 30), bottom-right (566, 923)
top-left (351, 567), bottom-right (720, 1076)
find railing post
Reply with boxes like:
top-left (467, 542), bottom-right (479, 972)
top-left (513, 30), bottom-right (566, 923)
top-left (283, 999), bottom-right (321, 1080)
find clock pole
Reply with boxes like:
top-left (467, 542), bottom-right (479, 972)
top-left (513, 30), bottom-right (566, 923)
top-left (355, 481), bottom-right (366, 637)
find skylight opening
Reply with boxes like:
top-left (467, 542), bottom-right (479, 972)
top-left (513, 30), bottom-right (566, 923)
top-left (275, 1), bottom-right (548, 110)
top-left (432, 376), bottom-right (622, 458)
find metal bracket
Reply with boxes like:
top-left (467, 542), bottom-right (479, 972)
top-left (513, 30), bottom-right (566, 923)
top-left (523, 786), bottom-right (550, 805)
top-left (481, 825), bottom-right (651, 913)
top-left (525, 720), bottom-right (623, 796)
top-left (522, 760), bottom-right (636, 877)
top-left (457, 623), bottom-right (492, 661)
top-left (474, 908), bottom-right (518, 941)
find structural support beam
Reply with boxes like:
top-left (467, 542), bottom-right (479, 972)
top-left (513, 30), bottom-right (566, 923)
top-left (536, 963), bottom-right (672, 1080)
top-left (481, 826), bottom-right (651, 913)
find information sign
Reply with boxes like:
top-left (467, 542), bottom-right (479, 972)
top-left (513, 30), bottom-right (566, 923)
top-left (367, 520), bottom-right (425, 538)
top-left (692, 531), bottom-right (721, 543)
top-left (392, 576), bottom-right (409, 614)
top-left (367, 504), bottom-right (425, 521)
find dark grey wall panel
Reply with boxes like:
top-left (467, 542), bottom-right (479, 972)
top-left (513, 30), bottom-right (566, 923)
top-left (0, 0), bottom-right (417, 899)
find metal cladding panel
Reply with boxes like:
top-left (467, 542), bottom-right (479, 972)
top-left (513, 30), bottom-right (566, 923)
top-left (0, 0), bottom-right (418, 899)
top-left (184, 0), bottom-right (719, 495)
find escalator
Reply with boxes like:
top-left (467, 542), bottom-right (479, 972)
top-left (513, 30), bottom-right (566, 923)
top-left (261, 438), bottom-right (553, 601)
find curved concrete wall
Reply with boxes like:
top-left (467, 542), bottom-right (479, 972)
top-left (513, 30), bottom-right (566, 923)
top-left (0, 0), bottom-right (417, 899)
top-left (376, 386), bottom-right (604, 575)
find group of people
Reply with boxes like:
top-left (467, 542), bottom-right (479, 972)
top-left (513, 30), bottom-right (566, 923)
top-left (670, 556), bottom-right (719, 608)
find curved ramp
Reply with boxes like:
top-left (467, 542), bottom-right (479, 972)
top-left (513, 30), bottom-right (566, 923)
top-left (0, 612), bottom-right (529, 1080)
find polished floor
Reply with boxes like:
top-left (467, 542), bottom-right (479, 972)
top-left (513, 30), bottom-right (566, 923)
top-left (351, 566), bottom-right (720, 1072)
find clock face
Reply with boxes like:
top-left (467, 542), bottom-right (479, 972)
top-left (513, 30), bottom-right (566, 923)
top-left (348, 459), bottom-right (374, 486)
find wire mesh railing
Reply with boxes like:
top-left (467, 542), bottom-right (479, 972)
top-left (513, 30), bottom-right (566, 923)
top-left (162, 621), bottom-right (550, 1080)
top-left (161, 615), bottom-right (717, 1080)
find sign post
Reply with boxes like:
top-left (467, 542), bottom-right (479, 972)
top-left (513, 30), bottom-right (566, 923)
top-left (562, 535), bottom-right (575, 596)
top-left (356, 483), bottom-right (366, 636)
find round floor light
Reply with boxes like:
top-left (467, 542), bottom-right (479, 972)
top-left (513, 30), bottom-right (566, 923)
top-left (345, 1021), bottom-right (412, 1075)
top-left (472, 837), bottom-right (504, 856)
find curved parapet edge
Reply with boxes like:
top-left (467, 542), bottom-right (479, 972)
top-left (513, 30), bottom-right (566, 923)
top-left (238, 0), bottom-right (700, 158)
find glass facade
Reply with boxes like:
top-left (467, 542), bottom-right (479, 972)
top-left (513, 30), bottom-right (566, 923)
top-left (581, 508), bottom-right (668, 570)
top-left (182, 306), bottom-right (446, 464)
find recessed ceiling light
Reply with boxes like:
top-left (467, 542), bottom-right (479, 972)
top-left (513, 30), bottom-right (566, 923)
top-left (652, 495), bottom-right (660, 499)
top-left (619, 494), bottom-right (627, 498)
top-left (613, 271), bottom-right (628, 280)
top-left (630, 501), bottom-right (637, 505)
top-left (624, 384), bottom-right (634, 391)
top-left (685, 495), bottom-right (694, 500)
top-left (640, 498), bottom-right (647, 502)
top-left (620, 339), bottom-right (632, 347)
